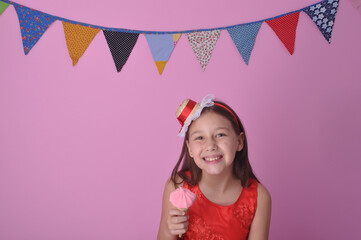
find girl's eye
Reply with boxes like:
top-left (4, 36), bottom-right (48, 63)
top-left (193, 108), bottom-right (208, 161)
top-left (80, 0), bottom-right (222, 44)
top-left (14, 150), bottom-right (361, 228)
top-left (216, 133), bottom-right (225, 138)
top-left (194, 136), bottom-right (203, 141)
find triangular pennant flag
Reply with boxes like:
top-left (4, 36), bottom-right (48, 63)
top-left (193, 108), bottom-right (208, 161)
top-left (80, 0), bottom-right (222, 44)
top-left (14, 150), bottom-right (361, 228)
top-left (0, 1), bottom-right (10, 15)
top-left (145, 33), bottom-right (181, 74)
top-left (304, 0), bottom-right (339, 43)
top-left (13, 3), bottom-right (56, 55)
top-left (227, 22), bottom-right (262, 65)
top-left (266, 12), bottom-right (300, 55)
top-left (62, 22), bottom-right (100, 66)
top-left (185, 30), bottom-right (221, 71)
top-left (103, 31), bottom-right (139, 72)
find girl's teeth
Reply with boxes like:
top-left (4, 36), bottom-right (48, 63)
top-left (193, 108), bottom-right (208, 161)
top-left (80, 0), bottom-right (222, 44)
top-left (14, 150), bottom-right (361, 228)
top-left (205, 156), bottom-right (221, 161)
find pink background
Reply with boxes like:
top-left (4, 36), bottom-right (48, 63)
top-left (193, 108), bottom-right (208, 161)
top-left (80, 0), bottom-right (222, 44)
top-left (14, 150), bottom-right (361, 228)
top-left (1, 0), bottom-right (361, 239)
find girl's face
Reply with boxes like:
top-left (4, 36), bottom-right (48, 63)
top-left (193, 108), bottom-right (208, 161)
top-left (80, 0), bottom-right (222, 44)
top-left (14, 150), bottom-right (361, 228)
top-left (186, 111), bottom-right (244, 176)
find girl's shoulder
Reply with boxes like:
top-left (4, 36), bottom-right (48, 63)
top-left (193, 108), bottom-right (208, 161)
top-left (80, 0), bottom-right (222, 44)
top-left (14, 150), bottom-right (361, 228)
top-left (256, 183), bottom-right (271, 204)
top-left (247, 183), bottom-right (272, 239)
top-left (243, 180), bottom-right (271, 209)
top-left (255, 182), bottom-right (272, 220)
top-left (245, 179), bottom-right (270, 202)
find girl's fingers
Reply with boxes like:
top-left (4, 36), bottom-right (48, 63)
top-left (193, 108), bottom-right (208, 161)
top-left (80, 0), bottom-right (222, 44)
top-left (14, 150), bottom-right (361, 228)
top-left (169, 209), bottom-right (186, 216)
top-left (169, 219), bottom-right (189, 229)
top-left (169, 215), bottom-right (188, 224)
top-left (167, 208), bottom-right (189, 236)
top-left (169, 222), bottom-right (188, 235)
top-left (170, 228), bottom-right (187, 235)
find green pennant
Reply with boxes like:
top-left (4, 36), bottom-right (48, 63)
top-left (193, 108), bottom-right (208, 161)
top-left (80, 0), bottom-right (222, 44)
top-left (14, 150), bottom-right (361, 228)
top-left (0, 2), bottom-right (10, 15)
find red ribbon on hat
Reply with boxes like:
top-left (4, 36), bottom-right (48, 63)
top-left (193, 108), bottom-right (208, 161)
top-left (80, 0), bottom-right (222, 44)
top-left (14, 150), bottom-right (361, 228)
top-left (177, 100), bottom-right (196, 127)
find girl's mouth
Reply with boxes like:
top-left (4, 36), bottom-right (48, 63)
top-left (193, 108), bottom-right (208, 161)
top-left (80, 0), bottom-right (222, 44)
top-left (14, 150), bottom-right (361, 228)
top-left (203, 155), bottom-right (223, 164)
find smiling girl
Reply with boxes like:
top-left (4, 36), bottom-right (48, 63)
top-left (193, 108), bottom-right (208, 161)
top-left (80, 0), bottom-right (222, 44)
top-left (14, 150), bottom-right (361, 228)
top-left (157, 94), bottom-right (271, 240)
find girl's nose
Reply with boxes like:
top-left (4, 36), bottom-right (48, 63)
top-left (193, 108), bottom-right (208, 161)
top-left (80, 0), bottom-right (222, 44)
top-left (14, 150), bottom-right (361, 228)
top-left (205, 138), bottom-right (217, 151)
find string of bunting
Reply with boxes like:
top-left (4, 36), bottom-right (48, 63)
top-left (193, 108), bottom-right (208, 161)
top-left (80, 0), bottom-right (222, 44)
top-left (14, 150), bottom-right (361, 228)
top-left (0, 0), bottom-right (340, 74)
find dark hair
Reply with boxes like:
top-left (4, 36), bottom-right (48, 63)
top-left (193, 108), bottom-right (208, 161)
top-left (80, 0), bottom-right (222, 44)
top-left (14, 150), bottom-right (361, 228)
top-left (171, 100), bottom-right (259, 188)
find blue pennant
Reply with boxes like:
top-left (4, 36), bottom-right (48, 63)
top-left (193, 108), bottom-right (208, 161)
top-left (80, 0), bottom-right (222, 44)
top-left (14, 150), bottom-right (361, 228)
top-left (304, 0), bottom-right (339, 43)
top-left (13, 2), bottom-right (56, 55)
top-left (227, 22), bottom-right (262, 65)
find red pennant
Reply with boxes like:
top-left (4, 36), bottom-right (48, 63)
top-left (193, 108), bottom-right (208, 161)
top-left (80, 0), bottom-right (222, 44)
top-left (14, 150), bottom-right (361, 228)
top-left (266, 12), bottom-right (300, 55)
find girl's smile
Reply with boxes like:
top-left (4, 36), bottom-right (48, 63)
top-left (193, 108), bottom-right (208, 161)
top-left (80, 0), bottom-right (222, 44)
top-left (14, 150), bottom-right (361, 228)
top-left (203, 155), bottom-right (223, 162)
top-left (202, 154), bottom-right (223, 164)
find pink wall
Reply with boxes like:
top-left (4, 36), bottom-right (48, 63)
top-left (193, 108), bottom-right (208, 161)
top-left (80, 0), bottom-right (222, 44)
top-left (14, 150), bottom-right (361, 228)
top-left (1, 0), bottom-right (360, 239)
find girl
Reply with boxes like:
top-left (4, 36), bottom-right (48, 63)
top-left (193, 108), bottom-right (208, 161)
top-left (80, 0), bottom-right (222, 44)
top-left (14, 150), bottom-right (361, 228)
top-left (158, 94), bottom-right (271, 240)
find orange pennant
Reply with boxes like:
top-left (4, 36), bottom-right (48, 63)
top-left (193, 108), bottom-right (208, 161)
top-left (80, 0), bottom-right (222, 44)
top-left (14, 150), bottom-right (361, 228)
top-left (62, 22), bottom-right (100, 66)
top-left (266, 12), bottom-right (300, 55)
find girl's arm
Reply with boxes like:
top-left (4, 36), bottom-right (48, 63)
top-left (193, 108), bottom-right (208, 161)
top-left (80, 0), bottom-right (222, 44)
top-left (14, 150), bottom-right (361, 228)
top-left (157, 178), bottom-right (189, 240)
top-left (248, 183), bottom-right (272, 240)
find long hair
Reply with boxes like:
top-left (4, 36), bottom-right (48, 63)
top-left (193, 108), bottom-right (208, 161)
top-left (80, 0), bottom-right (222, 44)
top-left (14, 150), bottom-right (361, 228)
top-left (171, 101), bottom-right (259, 188)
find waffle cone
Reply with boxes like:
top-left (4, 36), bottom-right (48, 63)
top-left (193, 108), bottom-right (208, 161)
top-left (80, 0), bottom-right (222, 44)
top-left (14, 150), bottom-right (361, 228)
top-left (177, 208), bottom-right (188, 238)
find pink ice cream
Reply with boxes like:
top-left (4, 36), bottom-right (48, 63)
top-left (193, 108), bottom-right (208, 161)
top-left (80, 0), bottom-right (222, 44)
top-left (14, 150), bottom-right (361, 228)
top-left (169, 187), bottom-right (196, 210)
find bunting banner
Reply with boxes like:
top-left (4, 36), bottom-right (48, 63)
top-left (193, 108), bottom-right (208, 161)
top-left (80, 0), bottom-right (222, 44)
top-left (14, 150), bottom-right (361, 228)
top-left (0, 1), bottom-right (9, 15)
top-left (0, 0), bottom-right (340, 74)
top-left (63, 22), bottom-right (100, 66)
top-left (145, 33), bottom-right (181, 74)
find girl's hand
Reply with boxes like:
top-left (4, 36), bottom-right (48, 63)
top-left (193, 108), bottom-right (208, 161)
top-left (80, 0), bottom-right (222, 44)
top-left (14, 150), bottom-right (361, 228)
top-left (167, 207), bottom-right (189, 236)
top-left (158, 177), bottom-right (188, 240)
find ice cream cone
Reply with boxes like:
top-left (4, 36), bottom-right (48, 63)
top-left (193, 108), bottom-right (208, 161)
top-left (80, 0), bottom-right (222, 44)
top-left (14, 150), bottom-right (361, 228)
top-left (169, 187), bottom-right (196, 239)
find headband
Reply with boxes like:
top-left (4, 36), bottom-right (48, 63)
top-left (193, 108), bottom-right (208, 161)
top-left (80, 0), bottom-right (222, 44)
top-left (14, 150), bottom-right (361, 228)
top-left (214, 102), bottom-right (240, 130)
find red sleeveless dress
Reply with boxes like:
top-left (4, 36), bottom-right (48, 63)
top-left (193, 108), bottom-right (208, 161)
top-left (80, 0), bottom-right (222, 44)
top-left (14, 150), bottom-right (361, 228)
top-left (182, 176), bottom-right (258, 240)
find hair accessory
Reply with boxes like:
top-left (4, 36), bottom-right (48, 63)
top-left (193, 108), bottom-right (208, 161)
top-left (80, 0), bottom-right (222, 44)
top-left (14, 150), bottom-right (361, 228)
top-left (176, 94), bottom-right (215, 137)
top-left (214, 103), bottom-right (240, 130)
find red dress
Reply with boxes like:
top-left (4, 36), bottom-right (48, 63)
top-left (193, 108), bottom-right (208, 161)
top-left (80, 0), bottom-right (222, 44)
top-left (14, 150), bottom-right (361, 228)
top-left (182, 177), bottom-right (258, 240)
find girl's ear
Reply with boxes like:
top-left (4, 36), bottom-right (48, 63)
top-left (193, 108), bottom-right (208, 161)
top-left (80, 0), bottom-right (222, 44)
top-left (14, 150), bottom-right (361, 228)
top-left (236, 132), bottom-right (244, 151)
top-left (186, 140), bottom-right (193, 158)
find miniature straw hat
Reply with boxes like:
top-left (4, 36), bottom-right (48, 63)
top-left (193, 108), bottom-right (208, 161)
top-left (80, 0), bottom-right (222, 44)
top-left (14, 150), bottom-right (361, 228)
top-left (176, 94), bottom-right (215, 137)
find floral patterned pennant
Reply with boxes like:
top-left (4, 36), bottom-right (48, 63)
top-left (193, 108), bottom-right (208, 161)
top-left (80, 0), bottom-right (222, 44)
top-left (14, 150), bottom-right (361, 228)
top-left (304, 0), bottom-right (339, 43)
top-left (13, 2), bottom-right (56, 55)
top-left (185, 30), bottom-right (221, 71)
